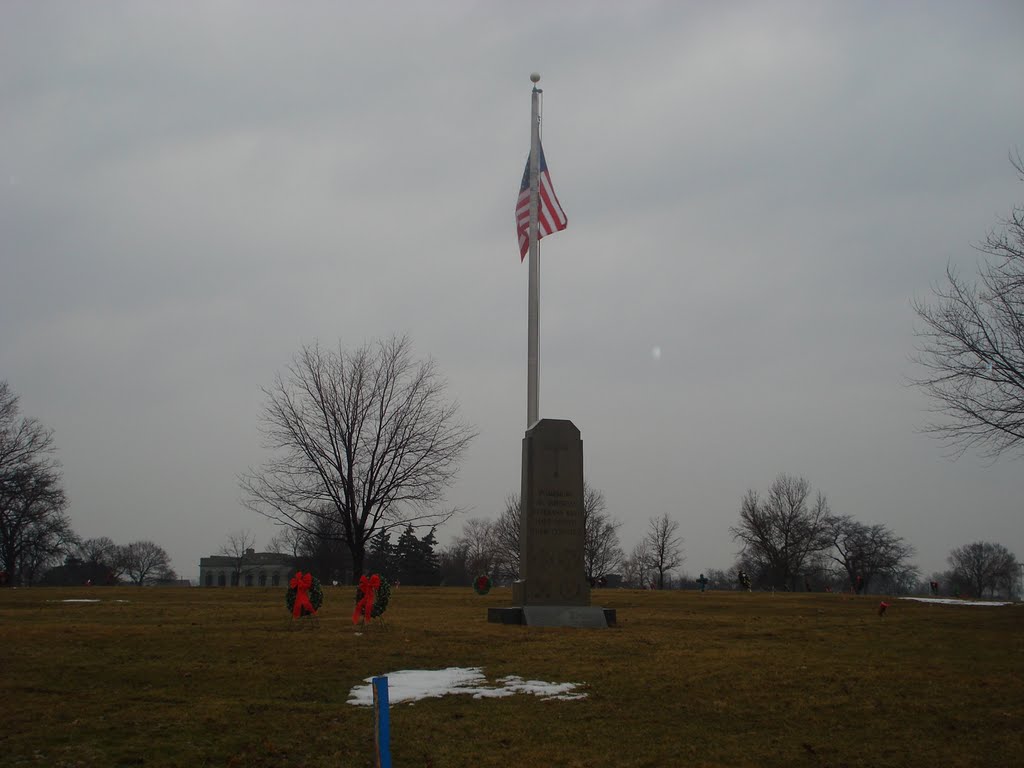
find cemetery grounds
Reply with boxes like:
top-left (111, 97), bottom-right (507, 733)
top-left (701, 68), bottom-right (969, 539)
top-left (1, 586), bottom-right (1021, 767)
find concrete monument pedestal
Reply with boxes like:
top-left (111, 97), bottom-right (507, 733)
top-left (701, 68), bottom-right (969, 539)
top-left (488, 418), bottom-right (612, 628)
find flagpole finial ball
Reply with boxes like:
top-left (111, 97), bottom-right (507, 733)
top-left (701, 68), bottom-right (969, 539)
top-left (530, 73), bottom-right (541, 83)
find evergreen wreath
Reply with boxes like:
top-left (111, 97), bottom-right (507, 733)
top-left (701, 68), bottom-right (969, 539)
top-left (286, 574), bottom-right (324, 616)
top-left (474, 574), bottom-right (492, 595)
top-left (354, 575), bottom-right (391, 618)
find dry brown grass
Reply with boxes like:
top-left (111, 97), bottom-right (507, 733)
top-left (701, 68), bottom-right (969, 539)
top-left (1, 586), bottom-right (1021, 767)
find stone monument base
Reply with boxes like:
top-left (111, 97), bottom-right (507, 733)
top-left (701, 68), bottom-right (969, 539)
top-left (487, 606), bottom-right (615, 628)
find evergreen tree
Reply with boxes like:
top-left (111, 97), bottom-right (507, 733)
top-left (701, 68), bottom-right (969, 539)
top-left (418, 527), bottom-right (441, 585)
top-left (392, 525), bottom-right (442, 585)
top-left (395, 525), bottom-right (420, 584)
top-left (366, 530), bottom-right (394, 578)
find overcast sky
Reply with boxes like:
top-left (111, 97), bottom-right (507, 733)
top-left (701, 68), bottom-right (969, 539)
top-left (2, 1), bottom-right (1021, 582)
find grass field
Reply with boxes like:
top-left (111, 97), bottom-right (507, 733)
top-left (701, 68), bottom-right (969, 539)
top-left (1, 586), bottom-right (1021, 768)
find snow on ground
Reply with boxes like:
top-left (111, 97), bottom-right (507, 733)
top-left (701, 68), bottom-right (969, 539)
top-left (900, 597), bottom-right (1012, 607)
top-left (47, 599), bottom-right (131, 604)
top-left (347, 667), bottom-right (586, 706)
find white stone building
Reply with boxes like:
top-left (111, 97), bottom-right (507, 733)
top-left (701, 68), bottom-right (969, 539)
top-left (198, 549), bottom-right (296, 587)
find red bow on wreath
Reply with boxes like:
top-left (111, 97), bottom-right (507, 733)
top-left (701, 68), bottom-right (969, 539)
top-left (290, 571), bottom-right (316, 618)
top-left (353, 574), bottom-right (381, 624)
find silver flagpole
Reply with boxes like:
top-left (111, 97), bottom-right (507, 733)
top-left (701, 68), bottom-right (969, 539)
top-left (527, 73), bottom-right (541, 428)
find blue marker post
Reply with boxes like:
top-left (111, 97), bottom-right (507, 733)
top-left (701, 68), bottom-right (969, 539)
top-left (372, 676), bottom-right (392, 768)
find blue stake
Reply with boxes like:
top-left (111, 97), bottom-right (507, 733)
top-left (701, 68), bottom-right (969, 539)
top-left (372, 676), bottom-right (392, 768)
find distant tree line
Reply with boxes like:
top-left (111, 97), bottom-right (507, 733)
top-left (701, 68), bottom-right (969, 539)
top-left (727, 473), bottom-right (1021, 598)
top-left (266, 521), bottom-right (443, 587)
top-left (729, 473), bottom-right (919, 594)
top-left (930, 541), bottom-right (1019, 599)
top-left (247, 469), bottom-right (1020, 598)
top-left (38, 536), bottom-right (176, 587)
top-left (6, 365), bottom-right (1018, 598)
top-left (428, 471), bottom-right (1020, 598)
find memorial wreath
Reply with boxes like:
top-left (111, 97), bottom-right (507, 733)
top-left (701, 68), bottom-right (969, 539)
top-left (353, 573), bottom-right (391, 622)
top-left (473, 574), bottom-right (492, 595)
top-left (286, 571), bottom-right (324, 618)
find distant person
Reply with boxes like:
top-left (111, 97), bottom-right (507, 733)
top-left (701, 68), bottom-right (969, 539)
top-left (855, 575), bottom-right (865, 595)
top-left (930, 581), bottom-right (939, 596)
top-left (804, 578), bottom-right (812, 592)
top-left (738, 571), bottom-right (752, 592)
top-left (697, 573), bottom-right (709, 593)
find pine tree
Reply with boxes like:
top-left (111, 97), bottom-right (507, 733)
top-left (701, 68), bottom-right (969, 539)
top-left (391, 525), bottom-right (442, 585)
top-left (366, 530), bottom-right (394, 578)
top-left (418, 527), bottom-right (441, 585)
top-left (394, 525), bottom-right (420, 584)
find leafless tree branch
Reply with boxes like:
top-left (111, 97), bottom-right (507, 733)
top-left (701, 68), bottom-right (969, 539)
top-left (910, 153), bottom-right (1024, 459)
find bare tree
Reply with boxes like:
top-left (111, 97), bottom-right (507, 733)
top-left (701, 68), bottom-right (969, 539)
top-left (873, 562), bottom-right (921, 596)
top-left (74, 536), bottom-right (126, 582)
top-left (267, 516), bottom-right (347, 582)
top-left (491, 494), bottom-right (521, 581)
top-left (455, 517), bottom-right (498, 578)
top-left (622, 540), bottom-right (653, 589)
top-left (218, 529), bottom-right (257, 586)
top-left (826, 515), bottom-right (916, 593)
top-left (296, 512), bottom-right (351, 583)
top-left (0, 381), bottom-right (73, 586)
top-left (582, 484), bottom-right (625, 582)
top-left (438, 540), bottom-right (473, 586)
top-left (948, 541), bottom-right (1019, 598)
top-left (704, 568), bottom-right (732, 591)
top-left (120, 540), bottom-right (175, 586)
top-left (76, 536), bottom-right (118, 566)
top-left (643, 513), bottom-right (684, 589)
top-left (911, 153), bottom-right (1024, 459)
top-left (267, 526), bottom-right (303, 559)
top-left (241, 336), bottom-right (476, 582)
top-left (730, 474), bottom-right (832, 591)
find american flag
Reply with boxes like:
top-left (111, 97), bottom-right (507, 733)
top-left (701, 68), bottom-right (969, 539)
top-left (516, 142), bottom-right (567, 261)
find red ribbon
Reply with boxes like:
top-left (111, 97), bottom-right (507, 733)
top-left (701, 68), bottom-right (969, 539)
top-left (290, 571), bottom-right (316, 618)
top-left (353, 574), bottom-right (381, 624)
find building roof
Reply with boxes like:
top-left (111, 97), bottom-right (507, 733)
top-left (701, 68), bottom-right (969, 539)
top-left (199, 552), bottom-right (296, 567)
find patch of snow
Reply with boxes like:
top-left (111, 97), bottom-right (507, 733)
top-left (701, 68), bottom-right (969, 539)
top-left (47, 599), bottom-right (131, 604)
top-left (495, 675), bottom-right (588, 701)
top-left (54, 599), bottom-right (102, 603)
top-left (347, 667), bottom-right (587, 706)
top-left (900, 597), bottom-right (1012, 607)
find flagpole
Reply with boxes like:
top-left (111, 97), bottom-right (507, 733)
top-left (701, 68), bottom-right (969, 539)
top-left (527, 73), bottom-right (541, 428)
